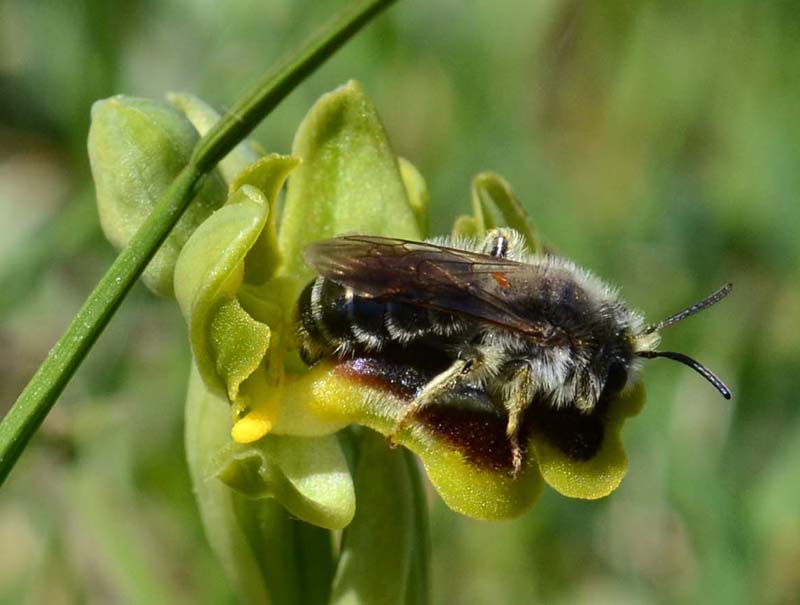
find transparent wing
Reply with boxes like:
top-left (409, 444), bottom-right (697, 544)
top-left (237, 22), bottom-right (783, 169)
top-left (303, 234), bottom-right (561, 341)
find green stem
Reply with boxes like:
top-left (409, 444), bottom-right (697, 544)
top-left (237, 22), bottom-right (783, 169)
top-left (403, 450), bottom-right (431, 605)
top-left (330, 431), bottom-right (426, 605)
top-left (293, 522), bottom-right (335, 605)
top-left (0, 0), bottom-right (398, 487)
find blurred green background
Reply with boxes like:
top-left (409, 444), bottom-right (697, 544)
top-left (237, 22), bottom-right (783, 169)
top-left (1, 1), bottom-right (798, 603)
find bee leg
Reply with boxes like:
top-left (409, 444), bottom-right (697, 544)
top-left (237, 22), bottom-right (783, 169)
top-left (504, 363), bottom-right (534, 477)
top-left (389, 357), bottom-right (475, 443)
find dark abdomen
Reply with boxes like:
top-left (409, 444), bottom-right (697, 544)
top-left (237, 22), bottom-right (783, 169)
top-left (296, 276), bottom-right (468, 364)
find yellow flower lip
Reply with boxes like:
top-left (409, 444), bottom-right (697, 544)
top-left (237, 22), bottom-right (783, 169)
top-left (222, 334), bottom-right (644, 517)
top-left (333, 353), bottom-right (642, 477)
top-left (259, 357), bottom-right (545, 519)
top-left (334, 354), bottom-right (519, 471)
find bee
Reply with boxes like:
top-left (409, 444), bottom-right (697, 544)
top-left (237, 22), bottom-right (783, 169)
top-left (296, 229), bottom-right (732, 474)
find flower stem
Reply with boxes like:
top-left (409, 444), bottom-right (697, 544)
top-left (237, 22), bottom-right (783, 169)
top-left (331, 430), bottom-right (412, 605)
top-left (0, 0), bottom-right (398, 487)
top-left (293, 522), bottom-right (335, 605)
top-left (403, 450), bottom-right (431, 605)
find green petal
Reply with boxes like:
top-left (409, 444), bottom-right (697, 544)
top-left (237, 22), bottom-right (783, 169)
top-left (271, 363), bottom-right (544, 520)
top-left (330, 431), bottom-right (416, 605)
top-left (168, 92), bottom-right (264, 184)
top-left (89, 96), bottom-right (228, 298)
top-left (174, 185), bottom-right (268, 397)
top-left (229, 156), bottom-right (297, 284)
top-left (174, 155), bottom-right (295, 400)
top-left (215, 433), bottom-right (355, 530)
top-left (532, 382), bottom-right (646, 499)
top-left (450, 215), bottom-right (481, 239)
top-left (208, 298), bottom-right (270, 402)
top-left (277, 80), bottom-right (421, 284)
top-left (470, 171), bottom-right (543, 253)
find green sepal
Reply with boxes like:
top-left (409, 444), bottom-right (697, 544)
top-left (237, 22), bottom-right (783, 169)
top-left (88, 95), bottom-right (228, 297)
top-left (277, 80), bottom-right (422, 286)
top-left (168, 92), bottom-right (264, 184)
top-left (330, 430), bottom-right (415, 605)
top-left (214, 433), bottom-right (356, 530)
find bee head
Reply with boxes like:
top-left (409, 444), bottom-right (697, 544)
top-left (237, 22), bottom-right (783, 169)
top-left (633, 283), bottom-right (733, 399)
top-left (570, 306), bottom-right (642, 411)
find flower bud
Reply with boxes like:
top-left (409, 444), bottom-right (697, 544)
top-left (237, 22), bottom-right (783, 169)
top-left (88, 95), bottom-right (227, 297)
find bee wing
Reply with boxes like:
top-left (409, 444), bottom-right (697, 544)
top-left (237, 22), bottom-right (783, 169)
top-left (303, 235), bottom-right (560, 341)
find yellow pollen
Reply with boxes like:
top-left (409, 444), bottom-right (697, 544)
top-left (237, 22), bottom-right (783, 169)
top-left (231, 414), bottom-right (273, 443)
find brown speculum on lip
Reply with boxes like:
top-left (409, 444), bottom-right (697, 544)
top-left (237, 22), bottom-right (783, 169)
top-left (334, 348), bottom-right (610, 473)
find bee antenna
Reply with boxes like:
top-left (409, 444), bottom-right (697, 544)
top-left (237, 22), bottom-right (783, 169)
top-left (643, 283), bottom-right (733, 335)
top-left (638, 350), bottom-right (732, 399)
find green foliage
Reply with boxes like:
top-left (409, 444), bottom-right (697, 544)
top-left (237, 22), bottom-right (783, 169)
top-left (2, 1), bottom-right (799, 603)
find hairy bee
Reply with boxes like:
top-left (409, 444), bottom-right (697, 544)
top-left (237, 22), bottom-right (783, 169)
top-left (296, 229), bottom-right (732, 474)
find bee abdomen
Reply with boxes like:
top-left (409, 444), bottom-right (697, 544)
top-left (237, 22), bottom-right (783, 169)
top-left (296, 277), bottom-right (464, 364)
top-left (385, 301), bottom-right (430, 341)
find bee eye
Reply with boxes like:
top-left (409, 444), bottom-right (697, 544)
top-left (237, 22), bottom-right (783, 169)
top-left (605, 361), bottom-right (628, 393)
